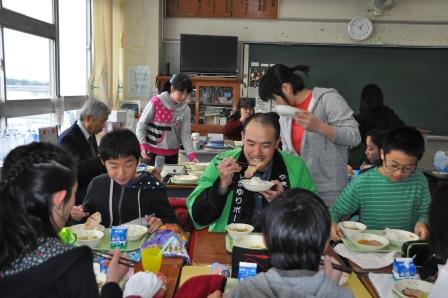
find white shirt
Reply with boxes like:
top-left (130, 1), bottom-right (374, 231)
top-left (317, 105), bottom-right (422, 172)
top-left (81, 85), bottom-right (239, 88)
top-left (77, 121), bottom-right (90, 141)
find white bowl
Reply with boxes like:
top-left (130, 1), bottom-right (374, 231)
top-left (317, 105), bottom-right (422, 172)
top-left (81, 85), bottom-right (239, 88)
top-left (274, 105), bottom-right (303, 116)
top-left (233, 234), bottom-right (266, 250)
top-left (171, 174), bottom-right (198, 184)
top-left (190, 162), bottom-right (209, 171)
top-left (69, 223), bottom-right (105, 233)
top-left (384, 228), bottom-right (419, 247)
top-left (187, 170), bottom-right (204, 178)
top-left (393, 279), bottom-right (433, 298)
top-left (338, 221), bottom-right (367, 239)
top-left (225, 223), bottom-right (254, 240)
top-left (350, 233), bottom-right (389, 251)
top-left (120, 224), bottom-right (147, 241)
top-left (240, 178), bottom-right (274, 192)
top-left (75, 230), bottom-right (104, 248)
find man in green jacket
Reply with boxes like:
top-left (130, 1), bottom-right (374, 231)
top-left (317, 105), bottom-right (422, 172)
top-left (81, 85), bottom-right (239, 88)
top-left (187, 113), bottom-right (316, 232)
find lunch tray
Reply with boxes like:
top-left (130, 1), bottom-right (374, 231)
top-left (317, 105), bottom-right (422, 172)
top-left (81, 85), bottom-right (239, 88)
top-left (79, 228), bottom-right (149, 252)
top-left (342, 230), bottom-right (401, 253)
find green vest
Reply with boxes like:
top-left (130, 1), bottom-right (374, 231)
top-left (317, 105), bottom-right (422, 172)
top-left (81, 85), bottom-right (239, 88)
top-left (186, 149), bottom-right (316, 232)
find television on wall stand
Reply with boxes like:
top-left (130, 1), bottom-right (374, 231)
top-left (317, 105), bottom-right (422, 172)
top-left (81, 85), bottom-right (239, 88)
top-left (180, 34), bottom-right (238, 76)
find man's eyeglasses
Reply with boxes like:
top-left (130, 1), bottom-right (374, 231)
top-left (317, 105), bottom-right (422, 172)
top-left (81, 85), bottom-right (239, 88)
top-left (383, 160), bottom-right (416, 174)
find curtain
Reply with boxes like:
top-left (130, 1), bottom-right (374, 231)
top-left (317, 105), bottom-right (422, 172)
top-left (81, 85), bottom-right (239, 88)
top-left (88, 0), bottom-right (124, 109)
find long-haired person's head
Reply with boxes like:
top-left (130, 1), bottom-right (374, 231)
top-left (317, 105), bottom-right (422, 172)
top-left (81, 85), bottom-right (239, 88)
top-left (360, 84), bottom-right (384, 113)
top-left (261, 189), bottom-right (331, 271)
top-left (258, 64), bottom-right (310, 105)
top-left (365, 129), bottom-right (389, 164)
top-left (429, 183), bottom-right (448, 261)
top-left (0, 142), bottom-right (76, 269)
top-left (163, 74), bottom-right (193, 104)
top-left (237, 98), bottom-right (255, 119)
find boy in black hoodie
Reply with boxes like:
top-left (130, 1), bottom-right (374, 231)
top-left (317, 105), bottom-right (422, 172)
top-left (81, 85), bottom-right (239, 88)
top-left (71, 129), bottom-right (177, 232)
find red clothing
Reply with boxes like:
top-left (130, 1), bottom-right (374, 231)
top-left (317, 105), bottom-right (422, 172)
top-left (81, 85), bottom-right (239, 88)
top-left (223, 117), bottom-right (243, 140)
top-left (291, 92), bottom-right (312, 154)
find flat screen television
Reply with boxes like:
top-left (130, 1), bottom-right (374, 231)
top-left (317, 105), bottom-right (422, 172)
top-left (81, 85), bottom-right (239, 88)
top-left (180, 34), bottom-right (238, 75)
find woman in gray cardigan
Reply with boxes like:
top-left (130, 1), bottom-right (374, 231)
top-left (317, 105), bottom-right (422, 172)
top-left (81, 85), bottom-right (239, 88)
top-left (258, 64), bottom-right (360, 206)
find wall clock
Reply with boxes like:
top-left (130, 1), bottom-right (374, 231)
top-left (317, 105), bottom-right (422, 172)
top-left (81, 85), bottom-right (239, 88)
top-left (347, 16), bottom-right (373, 41)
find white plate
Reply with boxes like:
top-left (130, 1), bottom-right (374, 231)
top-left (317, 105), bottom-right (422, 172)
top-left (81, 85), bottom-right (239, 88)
top-left (119, 224), bottom-right (148, 241)
top-left (274, 105), bottom-right (303, 116)
top-left (350, 233), bottom-right (389, 251)
top-left (384, 228), bottom-right (419, 247)
top-left (240, 179), bottom-right (274, 192)
top-left (171, 174), bottom-right (198, 184)
top-left (393, 279), bottom-right (433, 298)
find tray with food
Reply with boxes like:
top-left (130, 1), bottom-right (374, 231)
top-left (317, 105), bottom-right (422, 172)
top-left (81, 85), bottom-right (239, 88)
top-left (341, 230), bottom-right (401, 253)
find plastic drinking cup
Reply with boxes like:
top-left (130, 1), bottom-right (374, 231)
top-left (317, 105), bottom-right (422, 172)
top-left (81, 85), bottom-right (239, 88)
top-left (141, 247), bottom-right (162, 272)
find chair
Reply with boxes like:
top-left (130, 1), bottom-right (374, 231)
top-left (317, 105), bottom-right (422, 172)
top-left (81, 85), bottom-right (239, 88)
top-left (168, 197), bottom-right (193, 232)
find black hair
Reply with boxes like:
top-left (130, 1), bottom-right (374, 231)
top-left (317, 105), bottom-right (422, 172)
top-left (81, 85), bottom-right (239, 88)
top-left (162, 73), bottom-right (193, 94)
top-left (228, 98), bottom-right (255, 120)
top-left (382, 126), bottom-right (425, 160)
top-left (0, 142), bottom-right (76, 269)
top-left (366, 129), bottom-right (389, 151)
top-left (243, 112), bottom-right (280, 140)
top-left (360, 84), bottom-right (384, 113)
top-left (239, 98), bottom-right (255, 109)
top-left (99, 128), bottom-right (141, 162)
top-left (262, 188), bottom-right (331, 271)
top-left (258, 64), bottom-right (310, 104)
top-left (429, 183), bottom-right (448, 260)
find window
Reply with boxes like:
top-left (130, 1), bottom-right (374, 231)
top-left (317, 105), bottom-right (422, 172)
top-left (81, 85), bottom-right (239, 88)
top-left (59, 1), bottom-right (89, 96)
top-left (0, 0), bottom-right (91, 162)
top-left (4, 28), bottom-right (52, 100)
top-left (2, 0), bottom-right (53, 23)
top-left (0, 1), bottom-right (91, 118)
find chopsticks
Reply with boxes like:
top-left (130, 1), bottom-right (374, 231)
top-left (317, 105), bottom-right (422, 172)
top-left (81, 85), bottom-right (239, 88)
top-left (319, 260), bottom-right (369, 275)
top-left (92, 251), bottom-right (138, 268)
top-left (216, 157), bottom-right (254, 167)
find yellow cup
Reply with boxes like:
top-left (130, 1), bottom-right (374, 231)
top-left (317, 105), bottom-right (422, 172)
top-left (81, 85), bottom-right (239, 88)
top-left (141, 247), bottom-right (162, 272)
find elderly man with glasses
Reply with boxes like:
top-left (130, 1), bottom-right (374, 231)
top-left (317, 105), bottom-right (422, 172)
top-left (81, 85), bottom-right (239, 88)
top-left (329, 126), bottom-right (430, 241)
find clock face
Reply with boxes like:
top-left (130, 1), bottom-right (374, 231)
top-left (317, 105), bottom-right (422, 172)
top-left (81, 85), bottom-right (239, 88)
top-left (347, 17), bottom-right (373, 41)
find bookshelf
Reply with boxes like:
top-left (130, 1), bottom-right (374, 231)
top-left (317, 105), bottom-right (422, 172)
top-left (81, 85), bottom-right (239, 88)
top-left (155, 75), bottom-right (240, 134)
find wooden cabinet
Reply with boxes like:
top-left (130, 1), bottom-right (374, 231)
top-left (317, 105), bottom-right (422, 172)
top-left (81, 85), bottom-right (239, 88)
top-left (156, 75), bottom-right (240, 134)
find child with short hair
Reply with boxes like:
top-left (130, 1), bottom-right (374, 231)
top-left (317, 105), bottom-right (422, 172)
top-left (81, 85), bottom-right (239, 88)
top-left (330, 126), bottom-right (430, 241)
top-left (209, 189), bottom-right (353, 298)
top-left (71, 129), bottom-right (177, 232)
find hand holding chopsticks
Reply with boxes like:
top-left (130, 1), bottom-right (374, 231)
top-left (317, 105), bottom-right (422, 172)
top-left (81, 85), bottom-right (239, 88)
top-left (93, 249), bottom-right (132, 284)
top-left (93, 250), bottom-right (138, 268)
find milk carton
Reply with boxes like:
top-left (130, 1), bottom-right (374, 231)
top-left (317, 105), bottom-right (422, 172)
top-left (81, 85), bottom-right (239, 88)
top-left (393, 257), bottom-right (416, 280)
top-left (110, 226), bottom-right (127, 249)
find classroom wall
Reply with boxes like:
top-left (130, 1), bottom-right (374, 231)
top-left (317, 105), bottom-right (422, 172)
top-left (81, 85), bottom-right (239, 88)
top-left (163, 0), bottom-right (448, 73)
top-left (123, 0), bottom-right (448, 168)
